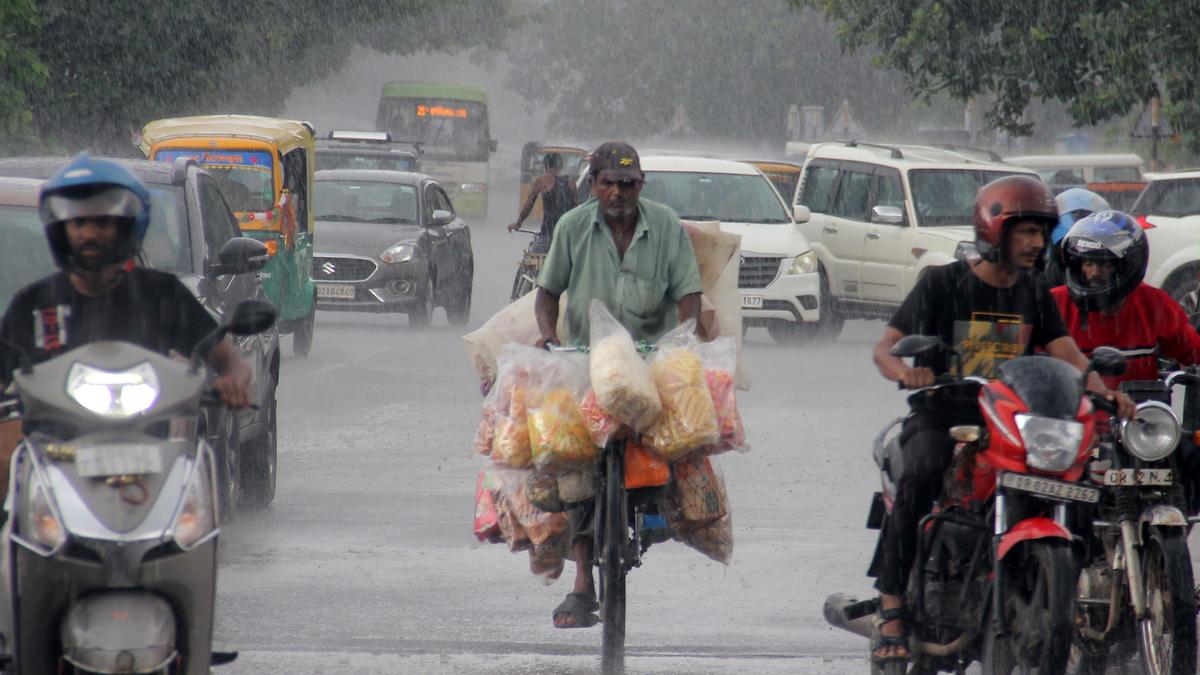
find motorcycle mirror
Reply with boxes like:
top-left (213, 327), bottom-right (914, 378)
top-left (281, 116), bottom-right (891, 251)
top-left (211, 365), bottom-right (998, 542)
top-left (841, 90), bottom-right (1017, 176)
top-left (1088, 346), bottom-right (1127, 378)
top-left (890, 335), bottom-right (943, 358)
top-left (225, 300), bottom-right (277, 337)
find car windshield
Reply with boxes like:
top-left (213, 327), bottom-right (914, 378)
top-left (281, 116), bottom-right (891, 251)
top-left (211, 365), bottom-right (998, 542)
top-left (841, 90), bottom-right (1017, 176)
top-left (316, 152), bottom-right (415, 172)
top-left (0, 204), bottom-right (55, 310)
top-left (154, 149), bottom-right (276, 212)
top-left (141, 186), bottom-right (192, 273)
top-left (640, 171), bottom-right (790, 223)
top-left (908, 169), bottom-right (1029, 226)
top-left (1132, 178), bottom-right (1200, 218)
top-left (315, 180), bottom-right (419, 224)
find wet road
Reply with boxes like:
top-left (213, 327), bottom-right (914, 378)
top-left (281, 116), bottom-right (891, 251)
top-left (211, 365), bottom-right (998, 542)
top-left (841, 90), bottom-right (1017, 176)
top-left (211, 203), bottom-right (915, 673)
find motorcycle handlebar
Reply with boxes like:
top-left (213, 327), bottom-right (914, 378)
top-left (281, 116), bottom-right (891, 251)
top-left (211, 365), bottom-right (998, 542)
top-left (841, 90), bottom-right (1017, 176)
top-left (1089, 392), bottom-right (1119, 415)
top-left (896, 374), bottom-right (958, 391)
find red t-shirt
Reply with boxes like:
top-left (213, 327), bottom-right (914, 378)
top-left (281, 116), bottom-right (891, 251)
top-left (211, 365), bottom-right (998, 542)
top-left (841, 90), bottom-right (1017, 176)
top-left (1051, 283), bottom-right (1200, 386)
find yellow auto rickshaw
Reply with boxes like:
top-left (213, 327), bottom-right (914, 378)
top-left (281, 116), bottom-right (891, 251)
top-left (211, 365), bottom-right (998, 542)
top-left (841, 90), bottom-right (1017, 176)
top-left (140, 115), bottom-right (318, 355)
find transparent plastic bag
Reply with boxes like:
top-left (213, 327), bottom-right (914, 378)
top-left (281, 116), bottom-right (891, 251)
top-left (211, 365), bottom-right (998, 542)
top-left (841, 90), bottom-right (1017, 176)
top-left (463, 290), bottom-right (569, 384)
top-left (525, 350), bottom-right (597, 471)
top-left (487, 345), bottom-right (537, 468)
top-left (529, 534), bottom-right (568, 584)
top-left (588, 300), bottom-right (662, 431)
top-left (527, 470), bottom-right (565, 513)
top-left (579, 388), bottom-right (620, 447)
top-left (556, 468), bottom-right (596, 503)
top-left (669, 457), bottom-right (733, 564)
top-left (473, 468), bottom-right (501, 543)
top-left (699, 337), bottom-right (748, 455)
top-left (642, 322), bottom-right (719, 461)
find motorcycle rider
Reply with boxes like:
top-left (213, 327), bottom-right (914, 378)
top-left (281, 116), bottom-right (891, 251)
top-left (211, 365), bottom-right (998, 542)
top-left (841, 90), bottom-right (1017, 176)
top-left (508, 151), bottom-right (579, 253)
top-left (533, 141), bottom-right (701, 628)
top-left (869, 175), bottom-right (1134, 664)
top-left (0, 154), bottom-right (253, 413)
top-left (1043, 187), bottom-right (1110, 287)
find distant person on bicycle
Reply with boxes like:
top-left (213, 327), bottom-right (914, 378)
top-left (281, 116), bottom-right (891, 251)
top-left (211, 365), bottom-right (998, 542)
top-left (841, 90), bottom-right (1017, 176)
top-left (533, 141), bottom-right (702, 629)
top-left (508, 151), bottom-right (578, 253)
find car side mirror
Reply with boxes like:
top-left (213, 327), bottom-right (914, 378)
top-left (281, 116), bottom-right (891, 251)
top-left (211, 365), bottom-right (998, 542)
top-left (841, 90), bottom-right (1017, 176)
top-left (431, 209), bottom-right (454, 227)
top-left (225, 299), bottom-right (277, 336)
top-left (793, 205), bottom-right (811, 224)
top-left (1088, 346), bottom-right (1127, 378)
top-left (213, 237), bottom-right (270, 276)
top-left (871, 205), bottom-right (905, 225)
top-left (890, 334), bottom-right (943, 358)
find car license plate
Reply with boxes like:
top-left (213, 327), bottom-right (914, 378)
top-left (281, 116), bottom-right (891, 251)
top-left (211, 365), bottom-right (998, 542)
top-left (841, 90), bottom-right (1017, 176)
top-left (1000, 472), bottom-right (1100, 503)
top-left (741, 294), bottom-right (763, 309)
top-left (75, 444), bottom-right (162, 478)
top-left (316, 284), bottom-right (355, 299)
top-left (1103, 468), bottom-right (1173, 486)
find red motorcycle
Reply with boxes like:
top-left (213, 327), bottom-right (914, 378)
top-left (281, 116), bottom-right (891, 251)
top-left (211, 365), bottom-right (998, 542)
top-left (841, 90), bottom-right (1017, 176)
top-left (825, 336), bottom-right (1126, 674)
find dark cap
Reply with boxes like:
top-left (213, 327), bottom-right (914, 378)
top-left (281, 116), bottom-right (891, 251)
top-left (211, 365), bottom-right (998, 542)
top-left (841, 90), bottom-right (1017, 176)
top-left (587, 141), bottom-right (642, 180)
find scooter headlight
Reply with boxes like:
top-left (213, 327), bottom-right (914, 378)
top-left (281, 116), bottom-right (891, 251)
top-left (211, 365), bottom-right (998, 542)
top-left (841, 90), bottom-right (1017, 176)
top-left (1121, 402), bottom-right (1181, 462)
top-left (66, 362), bottom-right (160, 419)
top-left (1017, 414), bottom-right (1085, 473)
top-left (21, 469), bottom-right (66, 554)
top-left (172, 452), bottom-right (216, 550)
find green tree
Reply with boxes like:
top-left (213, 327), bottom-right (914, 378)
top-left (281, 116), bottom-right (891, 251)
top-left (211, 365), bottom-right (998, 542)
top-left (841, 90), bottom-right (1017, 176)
top-left (800, 0), bottom-right (1200, 151)
top-left (506, 0), bottom-right (906, 144)
top-left (0, 0), bottom-right (46, 153)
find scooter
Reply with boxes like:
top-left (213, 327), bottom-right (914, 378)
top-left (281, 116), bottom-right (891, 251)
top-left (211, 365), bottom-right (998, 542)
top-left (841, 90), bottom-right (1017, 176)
top-left (0, 299), bottom-right (275, 674)
top-left (825, 335), bottom-right (1126, 674)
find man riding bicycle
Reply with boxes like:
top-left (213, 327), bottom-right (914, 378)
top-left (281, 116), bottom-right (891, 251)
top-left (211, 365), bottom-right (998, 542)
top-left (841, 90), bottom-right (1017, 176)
top-left (508, 151), bottom-right (579, 253)
top-left (533, 141), bottom-right (701, 628)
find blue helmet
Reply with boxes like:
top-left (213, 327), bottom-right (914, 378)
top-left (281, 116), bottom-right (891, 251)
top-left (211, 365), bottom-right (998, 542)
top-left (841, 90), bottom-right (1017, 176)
top-left (38, 153), bottom-right (151, 271)
top-left (1051, 188), bottom-right (1110, 245)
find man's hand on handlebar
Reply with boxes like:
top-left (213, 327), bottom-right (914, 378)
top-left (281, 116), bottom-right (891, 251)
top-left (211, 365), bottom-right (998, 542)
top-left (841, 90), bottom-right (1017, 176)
top-left (212, 371), bottom-right (252, 409)
top-left (507, 222), bottom-right (521, 233)
top-left (535, 334), bottom-right (560, 351)
top-left (899, 366), bottom-right (936, 390)
top-left (1110, 390), bottom-right (1136, 420)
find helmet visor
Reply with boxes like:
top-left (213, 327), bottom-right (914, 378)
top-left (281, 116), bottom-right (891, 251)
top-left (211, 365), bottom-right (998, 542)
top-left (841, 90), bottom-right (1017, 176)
top-left (40, 186), bottom-right (142, 226)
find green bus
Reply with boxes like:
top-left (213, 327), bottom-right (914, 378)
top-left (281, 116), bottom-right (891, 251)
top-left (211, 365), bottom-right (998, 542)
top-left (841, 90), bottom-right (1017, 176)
top-left (376, 82), bottom-right (495, 219)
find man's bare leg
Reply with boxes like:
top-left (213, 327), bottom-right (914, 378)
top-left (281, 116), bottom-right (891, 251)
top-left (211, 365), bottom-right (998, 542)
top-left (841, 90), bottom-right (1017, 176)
top-left (554, 537), bottom-right (595, 627)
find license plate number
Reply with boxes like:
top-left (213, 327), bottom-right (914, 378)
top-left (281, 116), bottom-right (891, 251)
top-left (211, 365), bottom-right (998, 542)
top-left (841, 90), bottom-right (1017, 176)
top-left (317, 284), bottom-right (355, 299)
top-left (1104, 468), bottom-right (1173, 486)
top-left (1000, 472), bottom-right (1100, 503)
top-left (741, 294), bottom-right (763, 309)
top-left (75, 444), bottom-right (163, 478)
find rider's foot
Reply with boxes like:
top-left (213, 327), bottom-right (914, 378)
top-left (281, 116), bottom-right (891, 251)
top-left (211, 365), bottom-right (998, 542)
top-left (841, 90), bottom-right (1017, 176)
top-left (872, 597), bottom-right (909, 662)
top-left (552, 591), bottom-right (598, 628)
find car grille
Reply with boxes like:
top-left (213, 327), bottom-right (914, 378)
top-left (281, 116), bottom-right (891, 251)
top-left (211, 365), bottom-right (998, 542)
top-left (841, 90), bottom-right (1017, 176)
top-left (312, 256), bottom-right (377, 282)
top-left (738, 256), bottom-right (783, 289)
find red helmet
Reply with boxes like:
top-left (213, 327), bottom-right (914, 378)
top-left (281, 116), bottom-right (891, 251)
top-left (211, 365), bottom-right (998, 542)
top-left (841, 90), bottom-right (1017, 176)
top-left (973, 175), bottom-right (1057, 262)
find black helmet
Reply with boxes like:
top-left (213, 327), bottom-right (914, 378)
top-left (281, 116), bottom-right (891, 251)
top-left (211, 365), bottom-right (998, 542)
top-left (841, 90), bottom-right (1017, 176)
top-left (1062, 210), bottom-right (1148, 313)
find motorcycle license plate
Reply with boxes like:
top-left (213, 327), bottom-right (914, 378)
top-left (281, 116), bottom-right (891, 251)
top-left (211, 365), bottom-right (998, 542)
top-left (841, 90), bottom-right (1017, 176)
top-left (75, 444), bottom-right (162, 478)
top-left (316, 283), bottom-right (355, 299)
top-left (1000, 472), bottom-right (1100, 503)
top-left (741, 294), bottom-right (763, 309)
top-left (1103, 468), bottom-right (1173, 486)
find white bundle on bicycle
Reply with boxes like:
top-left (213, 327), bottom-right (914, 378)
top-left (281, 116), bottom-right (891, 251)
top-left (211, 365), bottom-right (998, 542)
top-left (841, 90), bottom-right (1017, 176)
top-left (462, 290), bottom-right (569, 385)
top-left (588, 300), bottom-right (662, 431)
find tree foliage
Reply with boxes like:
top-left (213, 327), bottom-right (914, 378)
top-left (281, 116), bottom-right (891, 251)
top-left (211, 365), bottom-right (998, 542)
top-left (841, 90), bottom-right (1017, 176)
top-left (4, 1), bottom-right (515, 153)
top-left (0, 0), bottom-right (46, 153)
top-left (506, 0), bottom-right (906, 144)
top-left (800, 0), bottom-right (1200, 150)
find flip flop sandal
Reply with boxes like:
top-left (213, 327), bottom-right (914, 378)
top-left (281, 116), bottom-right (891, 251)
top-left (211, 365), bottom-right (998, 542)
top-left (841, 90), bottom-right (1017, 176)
top-left (870, 606), bottom-right (910, 664)
top-left (552, 591), bottom-right (599, 629)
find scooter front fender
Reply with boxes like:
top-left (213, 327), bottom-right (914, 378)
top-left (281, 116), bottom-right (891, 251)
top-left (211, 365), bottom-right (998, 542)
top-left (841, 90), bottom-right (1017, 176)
top-left (996, 516), bottom-right (1071, 561)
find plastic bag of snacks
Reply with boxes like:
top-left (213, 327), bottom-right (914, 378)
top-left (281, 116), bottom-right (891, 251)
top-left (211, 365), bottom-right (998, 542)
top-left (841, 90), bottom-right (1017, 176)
top-left (472, 407), bottom-right (496, 456)
top-left (486, 345), bottom-right (538, 468)
top-left (529, 534), bottom-right (569, 584)
top-left (579, 388), bottom-right (620, 447)
top-left (526, 470), bottom-right (565, 513)
top-left (672, 456), bottom-right (728, 524)
top-left (624, 438), bottom-right (670, 489)
top-left (677, 513), bottom-right (733, 564)
top-left (557, 468), bottom-right (596, 503)
top-left (699, 337), bottom-right (747, 454)
top-left (473, 469), bottom-right (501, 543)
top-left (588, 300), bottom-right (661, 431)
top-left (490, 470), bottom-right (532, 552)
top-left (642, 323), bottom-right (720, 461)
top-left (525, 350), bottom-right (597, 471)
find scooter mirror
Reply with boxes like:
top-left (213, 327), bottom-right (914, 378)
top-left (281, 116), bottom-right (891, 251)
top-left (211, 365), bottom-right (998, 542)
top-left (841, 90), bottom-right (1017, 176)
top-left (226, 300), bottom-right (277, 337)
top-left (890, 335), bottom-right (942, 358)
top-left (1088, 346), bottom-right (1127, 378)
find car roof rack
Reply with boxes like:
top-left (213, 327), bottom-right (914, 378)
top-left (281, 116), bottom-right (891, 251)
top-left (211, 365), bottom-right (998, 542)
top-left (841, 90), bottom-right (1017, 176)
top-left (843, 139), bottom-right (904, 160)
top-left (929, 143), bottom-right (1002, 162)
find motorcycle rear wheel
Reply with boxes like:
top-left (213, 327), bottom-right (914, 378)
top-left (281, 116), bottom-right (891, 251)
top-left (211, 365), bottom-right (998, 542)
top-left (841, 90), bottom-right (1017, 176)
top-left (982, 541), bottom-right (1075, 675)
top-left (1137, 528), bottom-right (1197, 675)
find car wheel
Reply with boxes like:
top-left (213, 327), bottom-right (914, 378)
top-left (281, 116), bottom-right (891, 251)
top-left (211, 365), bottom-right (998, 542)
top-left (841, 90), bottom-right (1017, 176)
top-left (409, 273), bottom-right (434, 328)
top-left (215, 414), bottom-right (240, 523)
top-left (293, 300), bottom-right (315, 357)
top-left (240, 373), bottom-right (277, 509)
top-left (813, 266), bottom-right (845, 341)
top-left (446, 285), bottom-right (472, 327)
top-left (766, 320), bottom-right (816, 345)
top-left (1163, 264), bottom-right (1200, 326)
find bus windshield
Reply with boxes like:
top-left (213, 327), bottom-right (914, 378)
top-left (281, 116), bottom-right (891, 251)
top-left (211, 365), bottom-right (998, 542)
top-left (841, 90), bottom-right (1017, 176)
top-left (376, 98), bottom-right (490, 162)
top-left (155, 149), bottom-right (276, 212)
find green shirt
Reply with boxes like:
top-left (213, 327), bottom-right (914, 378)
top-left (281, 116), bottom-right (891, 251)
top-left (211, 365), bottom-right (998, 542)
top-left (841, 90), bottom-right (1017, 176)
top-left (537, 197), bottom-right (703, 346)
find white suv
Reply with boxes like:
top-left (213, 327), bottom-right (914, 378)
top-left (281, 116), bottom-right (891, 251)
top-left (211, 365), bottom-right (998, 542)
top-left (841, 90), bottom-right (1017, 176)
top-left (791, 142), bottom-right (1038, 337)
top-left (1130, 170), bottom-right (1200, 316)
top-left (633, 156), bottom-right (821, 343)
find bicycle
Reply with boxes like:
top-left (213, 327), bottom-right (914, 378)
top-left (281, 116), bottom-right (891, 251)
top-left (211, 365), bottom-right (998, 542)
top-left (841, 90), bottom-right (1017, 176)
top-left (510, 227), bottom-right (545, 300)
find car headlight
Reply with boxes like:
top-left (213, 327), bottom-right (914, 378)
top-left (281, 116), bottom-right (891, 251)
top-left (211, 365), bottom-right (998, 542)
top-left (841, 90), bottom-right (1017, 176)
top-left (459, 182), bottom-right (487, 194)
top-left (954, 241), bottom-right (978, 261)
top-left (1017, 414), bottom-right (1085, 472)
top-left (21, 467), bottom-right (66, 554)
top-left (1121, 402), bottom-right (1180, 462)
top-left (380, 243), bottom-right (414, 264)
top-left (66, 362), bottom-right (160, 419)
top-left (788, 250), bottom-right (817, 275)
top-left (173, 451), bottom-right (216, 549)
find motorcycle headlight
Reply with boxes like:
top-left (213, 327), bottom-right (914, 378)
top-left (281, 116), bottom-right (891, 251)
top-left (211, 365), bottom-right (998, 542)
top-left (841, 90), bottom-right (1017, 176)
top-left (1017, 414), bottom-right (1085, 472)
top-left (380, 243), bottom-right (414, 264)
top-left (66, 362), bottom-right (160, 419)
top-left (21, 468), bottom-right (66, 554)
top-left (954, 241), bottom-right (978, 261)
top-left (1121, 402), bottom-right (1181, 462)
top-left (788, 250), bottom-right (818, 275)
top-left (172, 451), bottom-right (216, 550)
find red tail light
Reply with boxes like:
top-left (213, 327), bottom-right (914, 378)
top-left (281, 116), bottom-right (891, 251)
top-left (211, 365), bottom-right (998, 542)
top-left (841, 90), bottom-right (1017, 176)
top-left (1135, 214), bottom-right (1155, 229)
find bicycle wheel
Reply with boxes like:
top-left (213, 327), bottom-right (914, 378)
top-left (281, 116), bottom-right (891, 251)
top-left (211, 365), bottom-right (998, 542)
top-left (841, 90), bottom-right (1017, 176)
top-left (600, 440), bottom-right (628, 675)
top-left (510, 260), bottom-right (534, 300)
